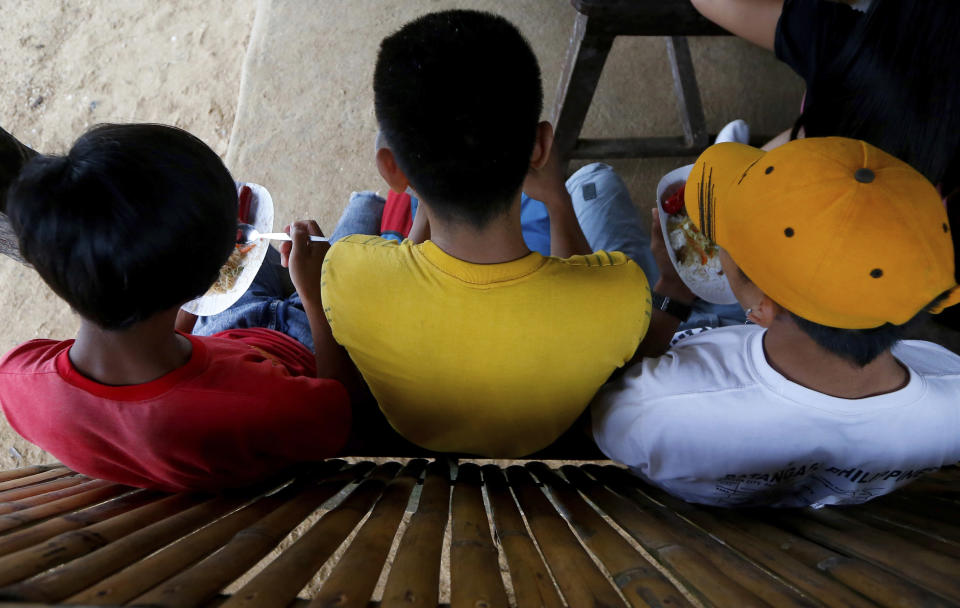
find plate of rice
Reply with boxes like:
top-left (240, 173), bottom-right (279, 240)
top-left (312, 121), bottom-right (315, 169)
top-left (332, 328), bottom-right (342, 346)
top-left (657, 165), bottom-right (737, 305)
top-left (181, 182), bottom-right (274, 316)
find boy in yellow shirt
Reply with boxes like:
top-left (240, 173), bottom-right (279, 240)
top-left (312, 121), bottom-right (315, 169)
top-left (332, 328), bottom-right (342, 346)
top-left (294, 10), bottom-right (693, 456)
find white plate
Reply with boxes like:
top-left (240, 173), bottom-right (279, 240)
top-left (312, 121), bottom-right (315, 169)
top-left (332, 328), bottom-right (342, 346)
top-left (181, 182), bottom-right (274, 316)
top-left (656, 165), bottom-right (738, 305)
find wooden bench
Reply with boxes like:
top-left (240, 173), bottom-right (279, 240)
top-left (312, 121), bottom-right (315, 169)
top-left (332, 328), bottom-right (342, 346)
top-left (0, 461), bottom-right (956, 607)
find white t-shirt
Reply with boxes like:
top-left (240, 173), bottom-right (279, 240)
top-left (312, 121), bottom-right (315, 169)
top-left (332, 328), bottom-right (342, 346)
top-left (591, 325), bottom-right (960, 508)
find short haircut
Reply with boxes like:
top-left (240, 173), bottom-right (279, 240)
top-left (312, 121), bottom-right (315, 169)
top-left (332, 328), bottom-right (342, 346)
top-left (737, 267), bottom-right (947, 367)
top-left (8, 123), bottom-right (237, 330)
top-left (373, 10), bottom-right (543, 228)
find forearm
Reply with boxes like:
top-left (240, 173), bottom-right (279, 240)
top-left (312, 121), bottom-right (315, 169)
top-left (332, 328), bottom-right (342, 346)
top-left (544, 191), bottom-right (592, 257)
top-left (408, 202), bottom-right (430, 244)
top-left (690, 0), bottom-right (784, 51)
top-left (175, 310), bottom-right (198, 333)
top-left (632, 278), bottom-right (695, 360)
top-left (302, 298), bottom-right (367, 400)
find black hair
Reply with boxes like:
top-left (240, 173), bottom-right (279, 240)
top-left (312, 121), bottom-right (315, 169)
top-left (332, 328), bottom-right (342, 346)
top-left (373, 10), bottom-right (543, 228)
top-left (7, 123), bottom-right (237, 330)
top-left (793, 0), bottom-right (960, 195)
top-left (737, 267), bottom-right (947, 367)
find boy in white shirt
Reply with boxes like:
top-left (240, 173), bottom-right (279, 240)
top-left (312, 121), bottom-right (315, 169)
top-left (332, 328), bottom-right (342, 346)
top-left (592, 137), bottom-right (960, 507)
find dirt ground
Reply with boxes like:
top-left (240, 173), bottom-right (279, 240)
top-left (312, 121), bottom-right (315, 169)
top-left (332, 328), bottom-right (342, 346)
top-left (0, 0), bottom-right (255, 468)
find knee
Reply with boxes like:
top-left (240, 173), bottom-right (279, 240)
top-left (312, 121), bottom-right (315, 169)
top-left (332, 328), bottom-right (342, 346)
top-left (348, 190), bottom-right (386, 210)
top-left (567, 163), bottom-right (631, 212)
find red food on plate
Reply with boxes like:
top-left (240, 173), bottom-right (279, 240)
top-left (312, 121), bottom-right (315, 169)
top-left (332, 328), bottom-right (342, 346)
top-left (237, 185), bottom-right (253, 224)
top-left (662, 184), bottom-right (685, 215)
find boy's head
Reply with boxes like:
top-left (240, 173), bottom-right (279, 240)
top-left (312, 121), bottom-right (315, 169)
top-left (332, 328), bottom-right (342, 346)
top-left (8, 123), bottom-right (237, 330)
top-left (687, 137), bottom-right (960, 365)
top-left (373, 10), bottom-right (543, 228)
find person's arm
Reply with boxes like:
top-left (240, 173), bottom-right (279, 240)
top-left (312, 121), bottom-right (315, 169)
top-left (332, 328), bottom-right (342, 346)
top-left (408, 200), bottom-right (431, 244)
top-left (631, 209), bottom-right (696, 360)
top-left (174, 310), bottom-right (198, 333)
top-left (523, 145), bottom-right (591, 257)
top-left (690, 0), bottom-right (785, 51)
top-left (280, 220), bottom-right (354, 387)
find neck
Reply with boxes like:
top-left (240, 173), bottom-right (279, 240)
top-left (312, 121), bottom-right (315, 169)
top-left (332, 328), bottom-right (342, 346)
top-left (423, 195), bottom-right (530, 264)
top-left (761, 318), bottom-right (908, 399)
top-left (70, 308), bottom-right (192, 386)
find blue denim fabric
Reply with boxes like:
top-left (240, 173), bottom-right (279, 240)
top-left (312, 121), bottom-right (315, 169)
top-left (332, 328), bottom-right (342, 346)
top-left (566, 163), bottom-right (658, 280)
top-left (193, 246), bottom-right (315, 351)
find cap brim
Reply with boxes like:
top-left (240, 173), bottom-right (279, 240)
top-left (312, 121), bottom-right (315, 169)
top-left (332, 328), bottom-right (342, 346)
top-left (685, 143), bottom-right (765, 246)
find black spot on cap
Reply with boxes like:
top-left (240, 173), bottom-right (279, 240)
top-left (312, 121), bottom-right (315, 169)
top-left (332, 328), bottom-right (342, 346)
top-left (784, 227), bottom-right (795, 237)
top-left (765, 166), bottom-right (774, 175)
top-left (870, 268), bottom-right (883, 278)
top-left (944, 223), bottom-right (950, 233)
top-left (855, 168), bottom-right (875, 183)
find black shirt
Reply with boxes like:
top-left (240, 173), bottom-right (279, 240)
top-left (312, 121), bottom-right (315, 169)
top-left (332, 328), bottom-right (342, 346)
top-left (774, 0), bottom-right (862, 112)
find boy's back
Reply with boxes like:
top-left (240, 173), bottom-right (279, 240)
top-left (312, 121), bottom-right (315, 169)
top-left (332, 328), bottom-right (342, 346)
top-left (324, 237), bottom-right (649, 456)
top-left (1, 329), bottom-right (348, 491)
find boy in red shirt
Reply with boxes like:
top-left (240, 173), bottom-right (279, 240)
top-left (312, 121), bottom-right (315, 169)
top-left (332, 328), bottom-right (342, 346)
top-left (0, 123), bottom-right (351, 492)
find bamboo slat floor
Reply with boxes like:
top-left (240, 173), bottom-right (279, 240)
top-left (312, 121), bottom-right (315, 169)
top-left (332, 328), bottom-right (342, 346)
top-left (0, 461), bottom-right (956, 607)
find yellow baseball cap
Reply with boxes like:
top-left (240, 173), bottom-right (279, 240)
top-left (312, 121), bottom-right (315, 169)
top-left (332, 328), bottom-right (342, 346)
top-left (686, 137), bottom-right (960, 329)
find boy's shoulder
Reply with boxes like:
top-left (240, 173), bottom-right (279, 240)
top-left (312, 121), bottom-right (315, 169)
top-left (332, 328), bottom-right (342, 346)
top-left (0, 339), bottom-right (71, 377)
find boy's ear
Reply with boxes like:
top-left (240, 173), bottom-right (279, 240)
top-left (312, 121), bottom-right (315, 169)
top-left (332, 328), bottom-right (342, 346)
top-left (748, 293), bottom-right (782, 328)
top-left (529, 121), bottom-right (554, 170)
top-left (376, 147), bottom-right (410, 193)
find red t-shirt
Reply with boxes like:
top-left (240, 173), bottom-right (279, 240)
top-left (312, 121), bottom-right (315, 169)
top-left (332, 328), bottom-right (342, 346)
top-left (0, 329), bottom-right (350, 492)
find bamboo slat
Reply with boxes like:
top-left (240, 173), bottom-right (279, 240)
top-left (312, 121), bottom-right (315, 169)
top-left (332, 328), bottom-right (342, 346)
top-left (590, 466), bottom-right (816, 608)
top-left (844, 504), bottom-right (960, 560)
top-left (628, 479), bottom-right (878, 608)
top-left (309, 460), bottom-right (427, 608)
top-left (772, 510), bottom-right (960, 602)
top-left (132, 462), bottom-right (371, 608)
top-left (527, 463), bottom-right (690, 608)
top-left (560, 466), bottom-right (764, 608)
top-left (380, 460), bottom-right (451, 608)
top-left (450, 463), bottom-right (509, 608)
top-left (863, 494), bottom-right (960, 530)
top-left (481, 465), bottom-right (564, 608)
top-left (0, 467), bottom-right (70, 494)
top-left (224, 461), bottom-right (406, 608)
top-left (66, 471), bottom-right (347, 605)
top-left (0, 491), bottom-right (200, 588)
top-left (0, 489), bottom-right (156, 558)
top-left (505, 465), bottom-right (626, 608)
top-left (0, 483), bottom-right (129, 534)
top-left (2, 493), bottom-right (251, 602)
top-left (859, 501), bottom-right (960, 543)
top-left (0, 465), bottom-right (65, 485)
top-left (713, 510), bottom-right (955, 608)
top-left (0, 476), bottom-right (87, 505)
top-left (0, 479), bottom-right (109, 516)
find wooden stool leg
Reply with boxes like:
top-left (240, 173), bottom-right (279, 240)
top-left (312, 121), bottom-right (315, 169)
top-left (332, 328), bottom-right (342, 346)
top-left (665, 36), bottom-right (708, 149)
top-left (551, 12), bottom-right (615, 165)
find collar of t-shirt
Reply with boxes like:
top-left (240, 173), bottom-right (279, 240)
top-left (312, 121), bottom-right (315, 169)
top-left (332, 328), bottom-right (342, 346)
top-left (417, 240), bottom-right (547, 285)
top-left (746, 327), bottom-right (924, 412)
top-left (55, 333), bottom-right (209, 401)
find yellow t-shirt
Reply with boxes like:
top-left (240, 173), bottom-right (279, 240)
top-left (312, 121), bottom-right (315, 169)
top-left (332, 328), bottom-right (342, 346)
top-left (322, 235), bottom-right (652, 457)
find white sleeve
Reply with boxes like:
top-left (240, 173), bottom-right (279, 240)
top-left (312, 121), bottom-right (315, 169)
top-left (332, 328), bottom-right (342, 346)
top-left (590, 359), bottom-right (658, 471)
